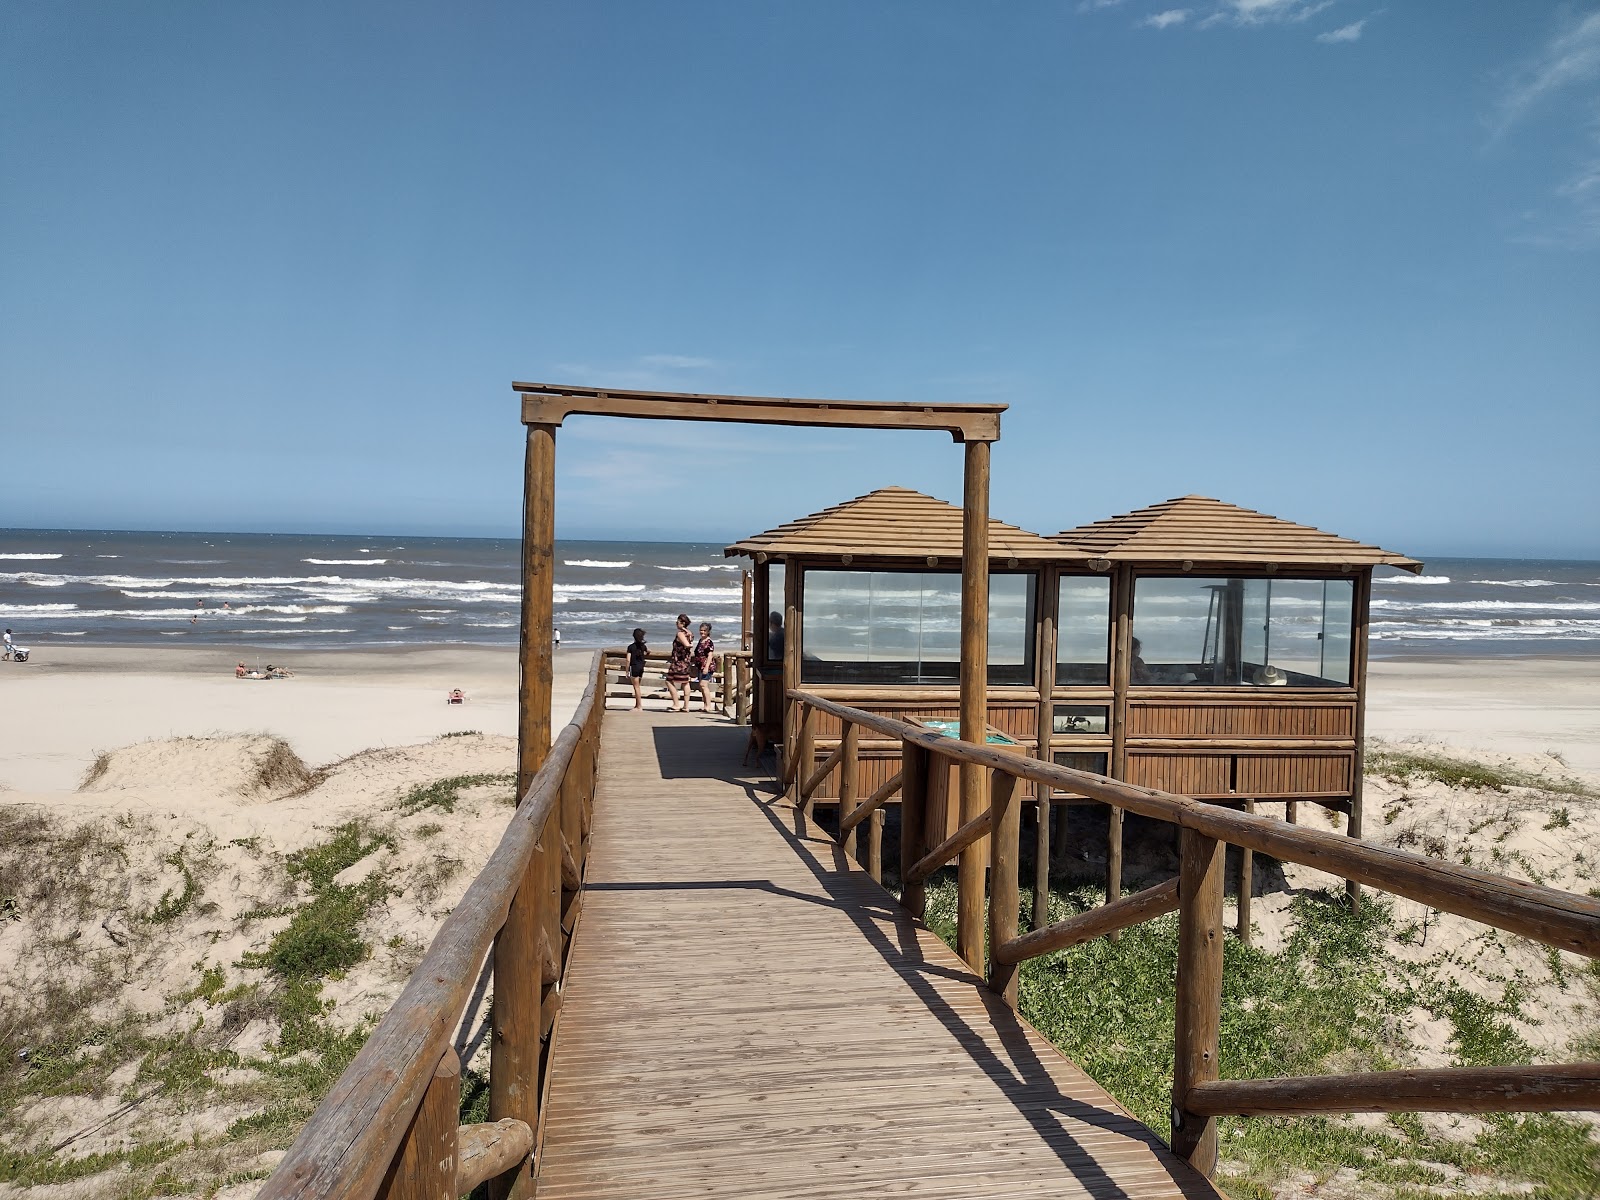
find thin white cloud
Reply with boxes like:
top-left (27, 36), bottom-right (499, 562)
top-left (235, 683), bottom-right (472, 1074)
top-left (1316, 18), bottom-right (1365, 43)
top-left (1076, 0), bottom-right (1127, 11)
top-left (1215, 0), bottom-right (1335, 25)
top-left (1495, 11), bottom-right (1600, 135)
top-left (1142, 8), bottom-right (1191, 29)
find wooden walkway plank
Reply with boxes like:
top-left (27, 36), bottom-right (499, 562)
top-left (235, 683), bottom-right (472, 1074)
top-left (535, 710), bottom-right (1223, 1200)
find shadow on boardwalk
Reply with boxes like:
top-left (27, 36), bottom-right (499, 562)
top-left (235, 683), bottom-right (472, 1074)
top-left (534, 711), bottom-right (1220, 1200)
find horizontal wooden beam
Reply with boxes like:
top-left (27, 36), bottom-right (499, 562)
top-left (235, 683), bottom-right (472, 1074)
top-left (909, 809), bottom-right (993, 884)
top-left (788, 689), bottom-right (1600, 957)
top-left (455, 1119), bottom-right (533, 1194)
top-left (839, 771), bottom-right (903, 836)
top-left (514, 383), bottom-right (1003, 443)
top-left (996, 878), bottom-right (1180, 965)
top-left (1186, 1063), bottom-right (1600, 1117)
top-left (801, 740), bottom-right (847, 801)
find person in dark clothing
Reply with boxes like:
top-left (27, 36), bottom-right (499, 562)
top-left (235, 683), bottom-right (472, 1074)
top-left (625, 628), bottom-right (648, 710)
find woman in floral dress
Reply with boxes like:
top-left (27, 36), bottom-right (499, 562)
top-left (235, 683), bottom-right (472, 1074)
top-left (691, 622), bottom-right (717, 714)
top-left (664, 613), bottom-right (694, 711)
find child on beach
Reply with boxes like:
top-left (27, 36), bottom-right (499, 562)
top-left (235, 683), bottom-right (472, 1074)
top-left (664, 614), bottom-right (693, 712)
top-left (691, 622), bottom-right (717, 714)
top-left (625, 628), bottom-right (648, 710)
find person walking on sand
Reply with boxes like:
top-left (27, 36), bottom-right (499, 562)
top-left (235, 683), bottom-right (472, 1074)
top-left (664, 614), bottom-right (694, 712)
top-left (624, 627), bottom-right (648, 710)
top-left (691, 621), bottom-right (717, 714)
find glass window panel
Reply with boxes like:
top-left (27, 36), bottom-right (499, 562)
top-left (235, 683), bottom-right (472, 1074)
top-left (1052, 751), bottom-right (1109, 796)
top-left (1056, 575), bottom-right (1111, 685)
top-left (1053, 704), bottom-right (1108, 735)
top-left (799, 570), bottom-right (1035, 685)
top-left (1131, 576), bottom-right (1355, 687)
top-left (762, 563), bottom-right (786, 666)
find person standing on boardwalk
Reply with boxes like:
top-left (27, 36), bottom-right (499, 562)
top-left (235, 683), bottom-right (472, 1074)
top-left (664, 613), bottom-right (693, 712)
top-left (625, 627), bottom-right (649, 710)
top-left (691, 622), bottom-right (717, 714)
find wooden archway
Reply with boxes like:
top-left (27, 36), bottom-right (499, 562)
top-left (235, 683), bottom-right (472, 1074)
top-left (512, 381), bottom-right (1005, 965)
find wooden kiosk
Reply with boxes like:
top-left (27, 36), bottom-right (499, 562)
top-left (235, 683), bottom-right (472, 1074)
top-left (730, 488), bottom-right (1418, 927)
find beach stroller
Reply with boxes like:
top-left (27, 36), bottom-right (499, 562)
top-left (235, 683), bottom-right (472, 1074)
top-left (2, 644), bottom-right (29, 663)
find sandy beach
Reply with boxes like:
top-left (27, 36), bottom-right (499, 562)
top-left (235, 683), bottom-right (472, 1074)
top-left (2, 647), bottom-right (1595, 792)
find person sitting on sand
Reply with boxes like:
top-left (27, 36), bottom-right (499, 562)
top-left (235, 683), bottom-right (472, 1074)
top-left (447, 688), bottom-right (467, 704)
top-left (236, 661), bottom-right (247, 678)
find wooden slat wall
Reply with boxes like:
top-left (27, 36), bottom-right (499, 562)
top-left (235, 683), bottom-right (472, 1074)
top-left (1126, 753), bottom-right (1233, 797)
top-left (1128, 700), bottom-right (1356, 739)
top-left (1236, 752), bottom-right (1353, 797)
top-left (805, 703), bottom-right (1037, 802)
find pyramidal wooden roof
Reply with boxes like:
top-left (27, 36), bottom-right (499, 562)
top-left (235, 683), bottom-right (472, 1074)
top-left (726, 487), bottom-right (1078, 561)
top-left (1052, 495), bottom-right (1421, 572)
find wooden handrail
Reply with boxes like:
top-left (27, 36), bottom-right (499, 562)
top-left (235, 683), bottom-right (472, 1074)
top-left (801, 739), bottom-right (846, 800)
top-left (787, 690), bottom-right (1600, 957)
top-left (996, 879), bottom-right (1181, 966)
top-left (1186, 1064), bottom-right (1600, 1117)
top-left (839, 771), bottom-right (902, 836)
top-left (907, 808), bottom-right (993, 884)
top-left (261, 655), bottom-right (606, 1200)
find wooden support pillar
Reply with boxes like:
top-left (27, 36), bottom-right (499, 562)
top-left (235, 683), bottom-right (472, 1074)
top-left (741, 569), bottom-right (752, 651)
top-left (987, 771), bottom-right (1021, 1006)
top-left (1033, 797), bottom-right (1050, 930)
top-left (956, 438), bottom-right (991, 974)
top-left (899, 743), bottom-right (930, 920)
top-left (1285, 799), bottom-right (1299, 825)
top-left (736, 656), bottom-right (750, 726)
top-left (1172, 827), bottom-right (1225, 1177)
top-left (792, 704), bottom-right (816, 817)
top-left (488, 840), bottom-right (541, 1199)
top-left (379, 1047), bottom-right (460, 1200)
top-left (868, 809), bottom-right (884, 883)
top-left (1348, 568), bottom-right (1372, 912)
top-left (517, 424), bottom-right (557, 798)
top-left (1108, 564), bottom-right (1133, 919)
top-left (838, 722), bottom-right (860, 859)
top-left (1237, 798), bottom-right (1254, 946)
top-left (782, 559), bottom-right (802, 787)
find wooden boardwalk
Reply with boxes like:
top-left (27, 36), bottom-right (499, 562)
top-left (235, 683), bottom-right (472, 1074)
top-left (536, 710), bottom-right (1223, 1200)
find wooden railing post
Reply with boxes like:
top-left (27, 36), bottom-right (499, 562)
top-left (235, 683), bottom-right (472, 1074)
top-left (838, 722), bottom-right (860, 859)
top-left (868, 809), bottom-right (884, 883)
top-left (792, 703), bottom-right (816, 816)
top-left (1237, 798), bottom-right (1254, 946)
top-left (1033, 796), bottom-right (1050, 930)
top-left (488, 833), bottom-right (542, 1199)
top-left (987, 770), bottom-right (1021, 1006)
top-left (736, 656), bottom-right (750, 725)
top-left (899, 743), bottom-right (930, 920)
top-left (378, 1047), bottom-right (460, 1200)
top-left (1172, 826), bottom-right (1225, 1176)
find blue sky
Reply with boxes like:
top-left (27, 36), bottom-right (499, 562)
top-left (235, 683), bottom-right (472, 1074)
top-left (2, 2), bottom-right (1597, 557)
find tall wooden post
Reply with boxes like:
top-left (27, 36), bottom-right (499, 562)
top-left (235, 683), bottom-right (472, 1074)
top-left (839, 722), bottom-right (860, 859)
top-left (1108, 564), bottom-right (1133, 915)
top-left (1033, 569), bottom-right (1057, 931)
top-left (782, 560), bottom-right (802, 787)
top-left (489, 851), bottom-right (540, 1200)
top-left (741, 569), bottom-right (753, 651)
top-left (517, 424), bottom-right (557, 798)
top-left (987, 771), bottom-right (1021, 1006)
top-left (899, 743), bottom-right (930, 920)
top-left (1348, 568), bottom-right (1372, 911)
top-left (1237, 798), bottom-right (1254, 945)
top-left (1172, 827), bottom-right (1225, 1176)
top-left (956, 439), bottom-right (991, 973)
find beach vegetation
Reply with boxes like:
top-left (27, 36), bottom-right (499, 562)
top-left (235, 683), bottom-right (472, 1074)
top-left (1369, 746), bottom-right (1599, 800)
top-left (397, 772), bottom-right (517, 815)
top-left (921, 872), bottom-right (1599, 1199)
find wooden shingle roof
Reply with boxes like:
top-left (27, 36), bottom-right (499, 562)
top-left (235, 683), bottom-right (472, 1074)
top-left (1052, 495), bottom-right (1422, 572)
top-left (725, 487), bottom-right (1078, 561)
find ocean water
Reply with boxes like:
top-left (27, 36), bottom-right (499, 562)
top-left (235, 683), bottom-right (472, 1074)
top-left (0, 530), bottom-right (746, 652)
top-left (1, 532), bottom-right (1596, 658)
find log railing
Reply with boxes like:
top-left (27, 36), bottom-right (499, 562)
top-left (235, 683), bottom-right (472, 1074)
top-left (258, 653), bottom-right (607, 1200)
top-left (787, 689), bottom-right (1600, 1177)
